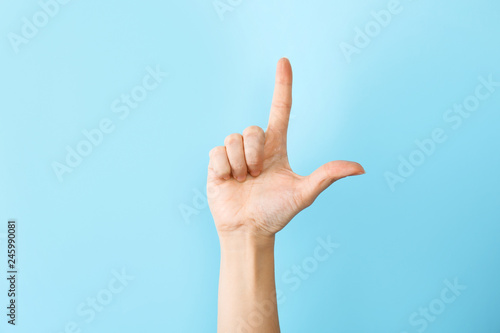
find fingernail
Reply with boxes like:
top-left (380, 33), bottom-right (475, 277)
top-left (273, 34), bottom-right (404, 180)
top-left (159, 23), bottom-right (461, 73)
top-left (251, 170), bottom-right (261, 177)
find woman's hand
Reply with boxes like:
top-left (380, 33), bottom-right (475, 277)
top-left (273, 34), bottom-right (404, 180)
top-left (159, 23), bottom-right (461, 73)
top-left (207, 58), bottom-right (364, 238)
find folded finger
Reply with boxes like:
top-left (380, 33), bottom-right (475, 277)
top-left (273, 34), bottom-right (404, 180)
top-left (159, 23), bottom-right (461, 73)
top-left (209, 146), bottom-right (231, 180)
top-left (243, 126), bottom-right (265, 177)
top-left (224, 133), bottom-right (247, 182)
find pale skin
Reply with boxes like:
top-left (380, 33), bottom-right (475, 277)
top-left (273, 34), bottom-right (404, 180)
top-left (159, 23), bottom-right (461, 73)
top-left (208, 58), bottom-right (365, 333)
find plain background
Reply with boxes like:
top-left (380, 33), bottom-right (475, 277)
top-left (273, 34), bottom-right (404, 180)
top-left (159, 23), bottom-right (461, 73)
top-left (1, 0), bottom-right (499, 332)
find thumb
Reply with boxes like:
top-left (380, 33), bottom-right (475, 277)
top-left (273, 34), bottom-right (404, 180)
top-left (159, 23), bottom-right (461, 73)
top-left (300, 160), bottom-right (365, 206)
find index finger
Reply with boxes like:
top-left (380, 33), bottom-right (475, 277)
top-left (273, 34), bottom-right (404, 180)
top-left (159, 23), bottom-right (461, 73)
top-left (267, 58), bottom-right (293, 140)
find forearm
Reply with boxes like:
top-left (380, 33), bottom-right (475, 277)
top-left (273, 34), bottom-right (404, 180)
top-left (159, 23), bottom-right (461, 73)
top-left (217, 231), bottom-right (280, 333)
top-left (209, 58), bottom-right (364, 332)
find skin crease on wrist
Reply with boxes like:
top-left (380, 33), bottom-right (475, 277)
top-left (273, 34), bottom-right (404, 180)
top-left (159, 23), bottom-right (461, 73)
top-left (208, 58), bottom-right (365, 332)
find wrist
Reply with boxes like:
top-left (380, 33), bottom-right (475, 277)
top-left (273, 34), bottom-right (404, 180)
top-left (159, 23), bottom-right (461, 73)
top-left (218, 229), bottom-right (276, 300)
top-left (217, 226), bottom-right (279, 333)
top-left (218, 229), bottom-right (275, 252)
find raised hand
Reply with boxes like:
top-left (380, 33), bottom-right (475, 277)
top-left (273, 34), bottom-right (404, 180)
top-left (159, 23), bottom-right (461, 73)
top-left (207, 58), bottom-right (364, 238)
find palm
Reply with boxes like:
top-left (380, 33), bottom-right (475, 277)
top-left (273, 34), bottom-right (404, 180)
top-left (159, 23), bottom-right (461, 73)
top-left (207, 59), bottom-right (364, 237)
top-left (209, 142), bottom-right (305, 235)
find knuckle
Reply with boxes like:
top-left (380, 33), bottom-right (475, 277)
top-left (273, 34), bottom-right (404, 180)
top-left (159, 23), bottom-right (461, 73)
top-left (271, 100), bottom-right (292, 110)
top-left (302, 196), bottom-right (315, 209)
top-left (217, 167), bottom-right (231, 176)
top-left (324, 163), bottom-right (340, 178)
top-left (243, 126), bottom-right (264, 138)
top-left (246, 161), bottom-right (260, 169)
top-left (245, 152), bottom-right (260, 165)
top-left (209, 146), bottom-right (223, 157)
top-left (231, 162), bottom-right (246, 171)
top-left (224, 133), bottom-right (242, 146)
top-left (296, 191), bottom-right (314, 209)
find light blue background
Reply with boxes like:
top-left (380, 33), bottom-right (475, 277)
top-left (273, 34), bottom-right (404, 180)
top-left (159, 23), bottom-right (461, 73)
top-left (1, 0), bottom-right (499, 332)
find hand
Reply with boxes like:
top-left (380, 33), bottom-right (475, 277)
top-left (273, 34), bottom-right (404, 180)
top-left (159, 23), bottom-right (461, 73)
top-left (207, 58), bottom-right (364, 238)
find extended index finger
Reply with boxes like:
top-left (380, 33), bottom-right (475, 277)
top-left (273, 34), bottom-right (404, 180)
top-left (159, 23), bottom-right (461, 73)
top-left (267, 58), bottom-right (293, 141)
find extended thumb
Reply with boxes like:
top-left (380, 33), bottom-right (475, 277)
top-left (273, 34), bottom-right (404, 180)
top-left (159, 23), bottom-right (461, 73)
top-left (301, 160), bottom-right (365, 204)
